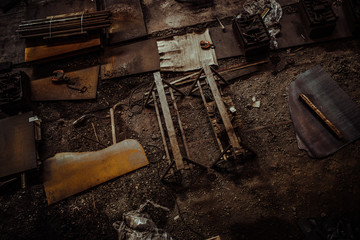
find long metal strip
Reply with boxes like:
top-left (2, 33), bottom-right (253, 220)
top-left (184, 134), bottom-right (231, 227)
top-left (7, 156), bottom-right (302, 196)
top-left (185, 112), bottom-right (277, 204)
top-left (202, 63), bottom-right (243, 154)
top-left (153, 72), bottom-right (184, 170)
top-left (169, 88), bottom-right (190, 159)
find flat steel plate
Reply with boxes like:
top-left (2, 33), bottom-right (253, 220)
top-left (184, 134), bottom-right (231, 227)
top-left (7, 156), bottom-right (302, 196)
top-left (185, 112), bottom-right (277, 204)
top-left (0, 112), bottom-right (37, 178)
top-left (289, 65), bottom-right (360, 158)
top-left (31, 65), bottom-right (99, 101)
top-left (105, 0), bottom-right (147, 44)
top-left (100, 39), bottom-right (160, 79)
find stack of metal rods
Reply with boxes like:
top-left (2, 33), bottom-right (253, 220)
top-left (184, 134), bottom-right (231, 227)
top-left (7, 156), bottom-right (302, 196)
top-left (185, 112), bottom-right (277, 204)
top-left (17, 11), bottom-right (111, 39)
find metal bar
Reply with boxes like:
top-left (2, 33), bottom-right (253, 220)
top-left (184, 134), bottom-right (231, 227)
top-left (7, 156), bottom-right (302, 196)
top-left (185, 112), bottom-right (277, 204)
top-left (210, 66), bottom-right (229, 85)
top-left (197, 80), bottom-right (227, 160)
top-left (202, 63), bottom-right (244, 155)
top-left (110, 108), bottom-right (117, 144)
top-left (210, 145), bottom-right (232, 168)
top-left (144, 81), bottom-right (155, 106)
top-left (187, 69), bottom-right (203, 96)
top-left (160, 160), bottom-right (176, 182)
top-left (152, 91), bottom-right (171, 164)
top-left (162, 79), bottom-right (186, 96)
top-left (154, 72), bottom-right (184, 170)
top-left (169, 88), bottom-right (190, 159)
top-left (299, 93), bottom-right (343, 139)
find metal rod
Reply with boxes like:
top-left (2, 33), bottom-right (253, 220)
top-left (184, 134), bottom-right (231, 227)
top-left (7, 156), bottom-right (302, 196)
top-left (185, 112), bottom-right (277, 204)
top-left (299, 93), bottom-right (343, 139)
top-left (152, 91), bottom-right (171, 165)
top-left (144, 81), bottom-right (155, 107)
top-left (197, 80), bottom-right (227, 160)
top-left (169, 88), bottom-right (190, 159)
top-left (162, 79), bottom-right (186, 96)
top-left (187, 69), bottom-right (203, 96)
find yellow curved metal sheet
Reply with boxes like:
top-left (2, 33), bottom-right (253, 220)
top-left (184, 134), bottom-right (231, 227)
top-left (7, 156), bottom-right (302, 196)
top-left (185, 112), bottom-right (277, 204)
top-left (43, 139), bottom-right (149, 205)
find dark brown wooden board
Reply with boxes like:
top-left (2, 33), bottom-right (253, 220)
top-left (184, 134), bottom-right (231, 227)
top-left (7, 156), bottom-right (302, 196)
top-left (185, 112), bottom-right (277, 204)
top-left (105, 0), bottom-right (147, 44)
top-left (0, 112), bottom-right (37, 178)
top-left (288, 65), bottom-right (360, 158)
top-left (100, 39), bottom-right (160, 80)
top-left (31, 65), bottom-right (99, 101)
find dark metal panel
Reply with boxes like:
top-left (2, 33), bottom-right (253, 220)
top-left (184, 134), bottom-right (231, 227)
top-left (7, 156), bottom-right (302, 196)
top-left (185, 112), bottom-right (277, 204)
top-left (288, 65), bottom-right (360, 158)
top-left (105, 0), bottom-right (148, 44)
top-left (0, 112), bottom-right (37, 178)
top-left (100, 39), bottom-right (160, 80)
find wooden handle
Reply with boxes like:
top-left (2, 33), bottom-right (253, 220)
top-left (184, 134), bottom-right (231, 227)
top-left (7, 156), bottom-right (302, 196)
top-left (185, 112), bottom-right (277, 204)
top-left (299, 94), bottom-right (343, 139)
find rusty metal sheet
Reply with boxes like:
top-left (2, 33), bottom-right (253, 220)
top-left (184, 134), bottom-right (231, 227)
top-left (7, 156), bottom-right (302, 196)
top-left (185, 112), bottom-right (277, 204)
top-left (157, 29), bottom-right (218, 72)
top-left (277, 4), bottom-right (353, 49)
top-left (100, 39), bottom-right (160, 80)
top-left (26, 0), bottom-right (97, 20)
top-left (0, 2), bottom-right (26, 64)
top-left (289, 65), bottom-right (360, 158)
top-left (209, 25), bottom-right (244, 59)
top-left (31, 65), bottom-right (99, 101)
top-left (43, 139), bottom-right (149, 204)
top-left (0, 112), bottom-right (37, 178)
top-left (143, 0), bottom-right (244, 33)
top-left (105, 0), bottom-right (147, 44)
top-left (25, 37), bottom-right (101, 63)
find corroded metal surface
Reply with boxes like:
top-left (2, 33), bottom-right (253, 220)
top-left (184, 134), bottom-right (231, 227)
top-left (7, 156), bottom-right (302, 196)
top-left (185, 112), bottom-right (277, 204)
top-left (105, 0), bottom-right (147, 44)
top-left (289, 65), bottom-right (360, 158)
top-left (43, 139), bottom-right (149, 205)
top-left (0, 112), bottom-right (37, 178)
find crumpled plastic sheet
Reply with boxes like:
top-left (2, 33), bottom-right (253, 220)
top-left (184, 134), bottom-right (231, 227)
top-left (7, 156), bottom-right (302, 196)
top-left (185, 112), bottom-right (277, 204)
top-left (240, 0), bottom-right (283, 49)
top-left (113, 200), bottom-right (173, 240)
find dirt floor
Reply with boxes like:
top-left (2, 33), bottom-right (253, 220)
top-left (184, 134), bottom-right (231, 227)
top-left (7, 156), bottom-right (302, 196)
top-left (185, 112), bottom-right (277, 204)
top-left (1, 5), bottom-right (360, 240)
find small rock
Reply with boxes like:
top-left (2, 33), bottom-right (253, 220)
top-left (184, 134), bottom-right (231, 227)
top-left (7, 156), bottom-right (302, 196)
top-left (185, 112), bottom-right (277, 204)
top-left (252, 100), bottom-right (261, 108)
top-left (151, 134), bottom-right (160, 140)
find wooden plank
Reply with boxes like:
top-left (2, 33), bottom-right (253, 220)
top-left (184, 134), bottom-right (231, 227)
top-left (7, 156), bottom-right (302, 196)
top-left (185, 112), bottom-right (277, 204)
top-left (154, 72), bottom-right (184, 170)
top-left (31, 65), bottom-right (99, 101)
top-left (202, 63), bottom-right (242, 153)
top-left (25, 37), bottom-right (101, 62)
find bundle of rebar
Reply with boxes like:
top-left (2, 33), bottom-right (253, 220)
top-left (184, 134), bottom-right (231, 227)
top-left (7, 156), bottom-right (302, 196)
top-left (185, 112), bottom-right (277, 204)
top-left (17, 11), bottom-right (111, 39)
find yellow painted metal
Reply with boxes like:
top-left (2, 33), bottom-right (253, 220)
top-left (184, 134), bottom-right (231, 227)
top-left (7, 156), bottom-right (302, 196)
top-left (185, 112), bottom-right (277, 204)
top-left (43, 139), bottom-right (149, 205)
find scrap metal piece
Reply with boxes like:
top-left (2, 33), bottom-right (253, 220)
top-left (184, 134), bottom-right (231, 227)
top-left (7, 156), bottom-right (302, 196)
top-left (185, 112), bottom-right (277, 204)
top-left (232, 14), bottom-right (270, 58)
top-left (289, 65), bottom-right (360, 158)
top-left (299, 93), bottom-right (343, 139)
top-left (0, 112), bottom-right (37, 178)
top-left (153, 72), bottom-right (184, 170)
top-left (43, 139), bottom-right (149, 205)
top-left (299, 0), bottom-right (337, 38)
top-left (202, 63), bottom-right (244, 156)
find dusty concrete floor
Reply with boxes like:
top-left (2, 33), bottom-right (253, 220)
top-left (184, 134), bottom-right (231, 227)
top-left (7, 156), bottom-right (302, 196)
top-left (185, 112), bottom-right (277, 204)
top-left (1, 0), bottom-right (360, 239)
top-left (1, 38), bottom-right (360, 240)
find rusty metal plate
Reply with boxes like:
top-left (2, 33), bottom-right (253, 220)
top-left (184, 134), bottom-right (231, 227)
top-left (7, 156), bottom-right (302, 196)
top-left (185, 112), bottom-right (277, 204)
top-left (143, 0), bottom-right (243, 33)
top-left (31, 65), bottom-right (99, 101)
top-left (43, 139), bottom-right (149, 204)
top-left (289, 65), bottom-right (360, 158)
top-left (0, 112), bottom-right (37, 178)
top-left (0, 2), bottom-right (26, 64)
top-left (105, 0), bottom-right (147, 44)
top-left (100, 39), bottom-right (160, 80)
top-left (209, 25), bottom-right (244, 60)
top-left (26, 0), bottom-right (97, 20)
top-left (277, 4), bottom-right (353, 49)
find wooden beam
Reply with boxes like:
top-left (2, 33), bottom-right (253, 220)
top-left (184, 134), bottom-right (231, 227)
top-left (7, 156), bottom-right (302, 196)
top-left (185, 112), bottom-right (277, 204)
top-left (202, 63), bottom-right (243, 155)
top-left (153, 72), bottom-right (184, 170)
